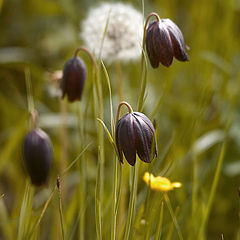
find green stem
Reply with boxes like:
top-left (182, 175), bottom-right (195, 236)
top-left (60, 99), bottom-right (68, 199)
top-left (123, 160), bottom-right (139, 240)
top-left (111, 154), bottom-right (118, 240)
top-left (57, 177), bottom-right (65, 240)
top-left (17, 181), bottom-right (34, 240)
top-left (116, 102), bottom-right (134, 121)
top-left (192, 152), bottom-right (198, 237)
top-left (116, 61), bottom-right (123, 102)
top-left (164, 193), bottom-right (183, 240)
top-left (94, 63), bottom-right (104, 240)
top-left (198, 143), bottom-right (226, 240)
top-left (28, 187), bottom-right (56, 239)
top-left (155, 201), bottom-right (164, 240)
top-left (138, 12), bottom-right (160, 112)
top-left (77, 103), bottom-right (86, 240)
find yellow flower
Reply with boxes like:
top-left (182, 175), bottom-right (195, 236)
top-left (143, 172), bottom-right (182, 192)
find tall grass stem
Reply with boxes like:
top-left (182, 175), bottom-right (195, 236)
top-left (123, 160), bottom-right (139, 240)
top-left (164, 193), bottom-right (183, 240)
top-left (198, 143), bottom-right (226, 239)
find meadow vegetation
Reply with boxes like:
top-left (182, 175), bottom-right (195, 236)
top-left (0, 0), bottom-right (240, 239)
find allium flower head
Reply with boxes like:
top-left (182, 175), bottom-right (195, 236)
top-left (81, 2), bottom-right (143, 63)
top-left (143, 172), bottom-right (182, 192)
top-left (146, 18), bottom-right (189, 68)
top-left (116, 112), bottom-right (157, 166)
top-left (23, 128), bottom-right (53, 186)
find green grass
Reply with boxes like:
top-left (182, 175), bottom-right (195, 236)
top-left (0, 0), bottom-right (240, 239)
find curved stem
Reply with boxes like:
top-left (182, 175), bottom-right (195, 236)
top-left (116, 101), bottom-right (134, 124)
top-left (74, 46), bottom-right (98, 72)
top-left (138, 12), bottom-right (161, 111)
top-left (142, 12), bottom-right (160, 57)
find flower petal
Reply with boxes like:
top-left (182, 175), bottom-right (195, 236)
top-left (163, 19), bottom-right (189, 62)
top-left (133, 113), bottom-right (155, 163)
top-left (119, 114), bottom-right (136, 166)
top-left (115, 117), bottom-right (124, 163)
top-left (153, 20), bottom-right (174, 67)
top-left (146, 21), bottom-right (160, 68)
top-left (134, 112), bottom-right (157, 158)
top-left (172, 182), bottom-right (182, 188)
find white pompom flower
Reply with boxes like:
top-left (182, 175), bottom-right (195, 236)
top-left (80, 2), bottom-right (143, 63)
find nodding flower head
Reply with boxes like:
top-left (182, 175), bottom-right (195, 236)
top-left (61, 56), bottom-right (87, 102)
top-left (146, 17), bottom-right (189, 68)
top-left (80, 2), bottom-right (143, 63)
top-left (115, 104), bottom-right (157, 166)
top-left (23, 128), bottom-right (53, 186)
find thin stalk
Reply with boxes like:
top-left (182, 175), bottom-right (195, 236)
top-left (192, 152), bottom-right (198, 237)
top-left (116, 61), bottom-right (123, 101)
top-left (166, 206), bottom-right (180, 240)
top-left (94, 65), bottom-right (104, 240)
top-left (60, 98), bottom-right (68, 199)
top-left (155, 201), bottom-right (164, 240)
top-left (95, 146), bottom-right (103, 240)
top-left (144, 165), bottom-right (155, 240)
top-left (116, 102), bottom-right (134, 120)
top-left (28, 187), bottom-right (56, 239)
top-left (57, 177), bottom-right (65, 240)
top-left (74, 46), bottom-right (97, 71)
top-left (101, 61), bottom-right (119, 240)
top-left (164, 193), bottom-right (183, 240)
top-left (138, 12), bottom-right (161, 112)
top-left (115, 161), bottom-right (122, 214)
top-left (17, 181), bottom-right (34, 240)
top-left (123, 160), bottom-right (139, 240)
top-left (111, 153), bottom-right (118, 240)
top-left (77, 103), bottom-right (86, 240)
top-left (198, 143), bottom-right (226, 240)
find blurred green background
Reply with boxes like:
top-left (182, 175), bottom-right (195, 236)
top-left (0, 0), bottom-right (240, 239)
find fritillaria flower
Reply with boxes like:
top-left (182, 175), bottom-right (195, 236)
top-left (23, 128), bottom-right (53, 186)
top-left (145, 14), bottom-right (189, 68)
top-left (143, 172), bottom-right (182, 192)
top-left (115, 102), bottom-right (157, 166)
top-left (61, 55), bottom-right (87, 102)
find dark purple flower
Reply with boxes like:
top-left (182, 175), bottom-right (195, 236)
top-left (146, 19), bottom-right (189, 68)
top-left (61, 56), bottom-right (87, 102)
top-left (23, 128), bottom-right (53, 186)
top-left (115, 112), bottom-right (157, 166)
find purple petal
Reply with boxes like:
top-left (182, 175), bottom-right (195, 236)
top-left (146, 21), bottom-right (160, 68)
top-left (116, 115), bottom-right (126, 163)
top-left (118, 114), bottom-right (136, 166)
top-left (162, 19), bottom-right (189, 62)
top-left (133, 113), bottom-right (157, 163)
top-left (153, 20), bottom-right (174, 67)
top-left (134, 112), bottom-right (157, 158)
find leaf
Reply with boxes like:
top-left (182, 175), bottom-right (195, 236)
top-left (193, 130), bottom-right (225, 155)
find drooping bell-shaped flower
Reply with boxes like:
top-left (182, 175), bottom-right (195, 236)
top-left (61, 56), bottom-right (87, 102)
top-left (23, 128), bottom-right (53, 186)
top-left (146, 17), bottom-right (189, 68)
top-left (116, 111), bottom-right (157, 166)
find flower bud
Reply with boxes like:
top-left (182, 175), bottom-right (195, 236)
top-left (23, 128), bottom-right (53, 186)
top-left (146, 19), bottom-right (189, 68)
top-left (115, 112), bottom-right (157, 166)
top-left (61, 56), bottom-right (87, 102)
